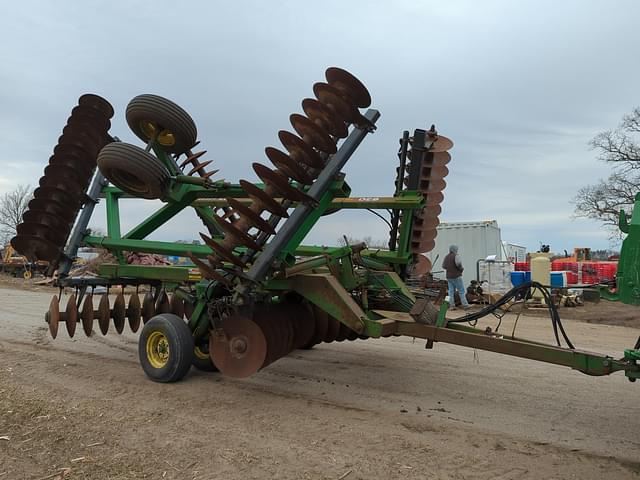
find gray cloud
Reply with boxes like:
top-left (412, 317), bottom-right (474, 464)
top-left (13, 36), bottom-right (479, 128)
top-left (1, 0), bottom-right (638, 252)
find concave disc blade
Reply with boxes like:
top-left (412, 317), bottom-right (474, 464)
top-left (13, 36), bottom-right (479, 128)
top-left (210, 315), bottom-right (267, 378)
top-left (425, 192), bottom-right (444, 206)
top-left (325, 67), bottom-right (372, 108)
top-left (253, 163), bottom-right (314, 204)
top-left (412, 239), bottom-right (436, 254)
top-left (169, 294), bottom-right (185, 319)
top-left (278, 130), bottom-right (324, 168)
top-left (306, 305), bottom-right (329, 348)
top-left (98, 294), bottom-right (110, 335)
top-left (142, 292), bottom-right (155, 324)
top-left (428, 135), bottom-right (454, 153)
top-left (10, 234), bottom-right (60, 262)
top-left (155, 290), bottom-right (170, 314)
top-left (226, 198), bottom-right (276, 235)
top-left (127, 293), bottom-right (141, 333)
top-left (112, 293), bottom-right (126, 334)
top-left (48, 295), bottom-right (60, 339)
top-left (313, 83), bottom-right (359, 123)
top-left (65, 294), bottom-right (78, 338)
top-left (290, 114), bottom-right (337, 154)
top-left (301, 98), bottom-right (348, 138)
top-left (199, 233), bottom-right (246, 268)
top-left (213, 216), bottom-right (262, 251)
top-left (324, 316), bottom-right (340, 343)
top-left (239, 180), bottom-right (289, 218)
top-left (335, 322), bottom-right (350, 342)
top-left (265, 147), bottom-right (315, 185)
top-left (81, 294), bottom-right (93, 336)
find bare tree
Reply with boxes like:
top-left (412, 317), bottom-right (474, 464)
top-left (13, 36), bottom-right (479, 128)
top-left (0, 185), bottom-right (32, 244)
top-left (573, 108), bottom-right (640, 234)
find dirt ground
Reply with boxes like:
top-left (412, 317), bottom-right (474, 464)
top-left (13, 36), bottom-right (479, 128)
top-left (1, 281), bottom-right (639, 480)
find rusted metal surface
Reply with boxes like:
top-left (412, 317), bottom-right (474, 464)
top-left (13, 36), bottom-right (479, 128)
top-left (11, 94), bottom-right (113, 268)
top-left (210, 315), bottom-right (267, 378)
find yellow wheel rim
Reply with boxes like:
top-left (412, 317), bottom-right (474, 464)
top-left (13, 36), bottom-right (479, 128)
top-left (23, 270), bottom-right (32, 280)
top-left (146, 331), bottom-right (170, 369)
top-left (194, 344), bottom-right (209, 360)
top-left (139, 120), bottom-right (176, 147)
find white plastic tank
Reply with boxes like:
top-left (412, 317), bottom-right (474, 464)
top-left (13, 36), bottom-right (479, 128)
top-left (530, 252), bottom-right (551, 299)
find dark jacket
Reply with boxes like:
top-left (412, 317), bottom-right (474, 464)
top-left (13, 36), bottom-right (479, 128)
top-left (442, 252), bottom-right (463, 279)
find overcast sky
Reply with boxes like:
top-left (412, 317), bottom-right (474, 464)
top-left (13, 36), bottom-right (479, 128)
top-left (1, 0), bottom-right (638, 253)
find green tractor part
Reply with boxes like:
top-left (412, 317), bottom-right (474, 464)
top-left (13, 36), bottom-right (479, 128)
top-left (11, 67), bottom-right (640, 384)
top-left (601, 193), bottom-right (640, 305)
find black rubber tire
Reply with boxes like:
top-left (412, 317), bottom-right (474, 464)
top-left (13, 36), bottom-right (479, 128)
top-left (138, 313), bottom-right (195, 383)
top-left (97, 142), bottom-right (170, 199)
top-left (126, 94), bottom-right (197, 155)
top-left (192, 337), bottom-right (218, 372)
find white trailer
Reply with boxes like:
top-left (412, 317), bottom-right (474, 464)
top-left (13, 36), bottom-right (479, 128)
top-left (425, 220), bottom-right (504, 288)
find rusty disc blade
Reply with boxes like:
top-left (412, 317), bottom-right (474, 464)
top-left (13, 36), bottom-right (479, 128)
top-left (38, 175), bottom-right (85, 198)
top-left (48, 154), bottom-right (94, 176)
top-left (423, 205), bottom-right (442, 217)
top-left (416, 228), bottom-right (438, 243)
top-left (294, 313), bottom-right (315, 350)
top-left (33, 186), bottom-right (82, 207)
top-left (142, 292), bottom-right (155, 324)
top-left (412, 239), bottom-right (436, 254)
top-left (347, 327), bottom-right (359, 341)
top-left (127, 293), bottom-right (141, 333)
top-left (226, 198), bottom-right (276, 235)
top-left (65, 294), bottom-right (78, 338)
top-left (239, 179), bottom-right (289, 218)
top-left (335, 322), bottom-right (350, 342)
top-left (278, 130), bottom-right (324, 168)
top-left (428, 135), bottom-right (454, 153)
top-left (179, 150), bottom-right (206, 169)
top-left (27, 198), bottom-right (76, 224)
top-left (413, 216), bottom-right (440, 232)
top-left (313, 83), bottom-right (359, 123)
top-left (324, 316), bottom-right (340, 343)
top-left (265, 147), bottom-right (315, 185)
top-left (48, 295), bottom-right (60, 339)
top-left (17, 222), bottom-right (68, 246)
top-left (414, 255), bottom-right (433, 275)
top-left (169, 294), bottom-right (185, 319)
top-left (112, 293), bottom-right (126, 334)
top-left (52, 143), bottom-right (93, 162)
top-left (199, 233), bottom-right (247, 268)
top-left (78, 93), bottom-right (115, 118)
top-left (43, 163), bottom-right (91, 184)
top-left (325, 67), bottom-right (371, 108)
top-left (422, 165), bottom-right (449, 179)
top-left (290, 114), bottom-right (337, 154)
top-left (307, 306), bottom-right (328, 348)
top-left (10, 234), bottom-right (60, 262)
top-left (155, 290), bottom-right (170, 314)
top-left (187, 252), bottom-right (232, 285)
top-left (425, 192), bottom-right (444, 206)
top-left (302, 98), bottom-right (348, 138)
top-left (81, 294), bottom-right (93, 336)
top-left (253, 163), bottom-right (314, 204)
top-left (429, 152), bottom-right (452, 168)
top-left (22, 210), bottom-right (72, 233)
top-left (213, 216), bottom-right (262, 251)
top-left (98, 294), bottom-right (110, 335)
top-left (418, 178), bottom-right (446, 194)
top-left (210, 315), bottom-right (267, 378)
top-left (252, 310), bottom-right (277, 366)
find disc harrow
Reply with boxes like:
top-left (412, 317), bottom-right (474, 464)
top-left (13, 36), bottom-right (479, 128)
top-left (20, 66), bottom-right (638, 387)
top-left (10, 95), bottom-right (113, 270)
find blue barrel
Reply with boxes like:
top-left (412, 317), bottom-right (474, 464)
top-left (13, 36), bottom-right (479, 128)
top-left (510, 271), bottom-right (526, 287)
top-left (550, 272), bottom-right (565, 288)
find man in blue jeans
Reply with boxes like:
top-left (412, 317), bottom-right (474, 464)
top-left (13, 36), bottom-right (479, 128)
top-left (441, 244), bottom-right (470, 310)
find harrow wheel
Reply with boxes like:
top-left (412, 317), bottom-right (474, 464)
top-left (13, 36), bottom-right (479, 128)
top-left (126, 94), bottom-right (197, 155)
top-left (138, 313), bottom-right (194, 383)
top-left (192, 336), bottom-right (218, 372)
top-left (97, 143), bottom-right (170, 200)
